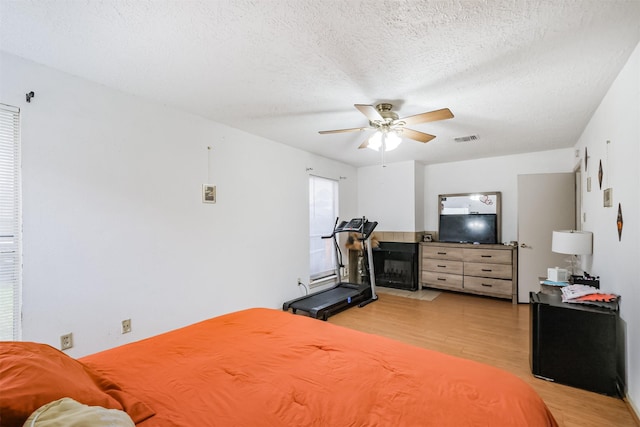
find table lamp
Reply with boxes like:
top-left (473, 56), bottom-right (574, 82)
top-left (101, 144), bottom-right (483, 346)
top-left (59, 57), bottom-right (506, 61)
top-left (551, 230), bottom-right (593, 276)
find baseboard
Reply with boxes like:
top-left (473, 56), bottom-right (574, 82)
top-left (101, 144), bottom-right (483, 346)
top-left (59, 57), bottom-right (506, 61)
top-left (624, 396), bottom-right (640, 426)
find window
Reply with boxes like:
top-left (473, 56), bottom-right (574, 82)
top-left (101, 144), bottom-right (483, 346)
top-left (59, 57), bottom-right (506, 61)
top-left (309, 175), bottom-right (338, 282)
top-left (0, 104), bottom-right (21, 340)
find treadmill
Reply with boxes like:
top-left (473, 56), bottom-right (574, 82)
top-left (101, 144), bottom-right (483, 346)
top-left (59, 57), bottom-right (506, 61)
top-left (283, 217), bottom-right (378, 320)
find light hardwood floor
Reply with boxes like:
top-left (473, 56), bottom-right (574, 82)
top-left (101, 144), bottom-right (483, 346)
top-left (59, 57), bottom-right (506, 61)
top-left (328, 291), bottom-right (638, 427)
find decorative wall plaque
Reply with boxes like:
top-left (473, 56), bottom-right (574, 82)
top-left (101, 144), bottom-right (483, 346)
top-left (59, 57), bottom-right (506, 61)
top-left (584, 147), bottom-right (588, 171)
top-left (617, 203), bottom-right (623, 241)
top-left (598, 160), bottom-right (603, 189)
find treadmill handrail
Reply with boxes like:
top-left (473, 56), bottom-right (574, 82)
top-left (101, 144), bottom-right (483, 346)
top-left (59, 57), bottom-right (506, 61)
top-left (321, 218), bottom-right (345, 239)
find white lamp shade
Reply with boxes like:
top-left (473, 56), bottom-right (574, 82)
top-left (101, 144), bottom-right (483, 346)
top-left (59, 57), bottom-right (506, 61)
top-left (384, 131), bottom-right (402, 151)
top-left (552, 230), bottom-right (593, 255)
top-left (367, 131), bottom-right (382, 151)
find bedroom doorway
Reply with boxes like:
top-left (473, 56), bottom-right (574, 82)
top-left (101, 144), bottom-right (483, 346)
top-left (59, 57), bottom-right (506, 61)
top-left (517, 173), bottom-right (575, 302)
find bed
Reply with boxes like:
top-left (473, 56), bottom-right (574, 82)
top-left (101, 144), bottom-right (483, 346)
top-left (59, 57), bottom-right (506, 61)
top-left (1, 308), bottom-right (557, 426)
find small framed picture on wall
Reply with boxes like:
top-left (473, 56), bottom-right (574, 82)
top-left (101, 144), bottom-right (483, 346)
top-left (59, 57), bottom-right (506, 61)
top-left (202, 184), bottom-right (216, 204)
top-left (604, 188), bottom-right (613, 207)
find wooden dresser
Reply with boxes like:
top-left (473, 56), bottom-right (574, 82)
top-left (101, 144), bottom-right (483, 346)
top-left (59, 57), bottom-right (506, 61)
top-left (419, 242), bottom-right (518, 304)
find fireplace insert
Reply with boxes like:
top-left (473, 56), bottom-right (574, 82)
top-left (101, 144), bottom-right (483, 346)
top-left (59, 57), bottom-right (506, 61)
top-left (372, 242), bottom-right (418, 291)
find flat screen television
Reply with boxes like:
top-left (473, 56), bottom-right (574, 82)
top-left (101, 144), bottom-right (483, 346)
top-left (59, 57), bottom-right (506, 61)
top-left (438, 214), bottom-right (498, 244)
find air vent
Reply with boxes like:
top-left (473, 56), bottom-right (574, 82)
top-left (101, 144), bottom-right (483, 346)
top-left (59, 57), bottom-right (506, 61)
top-left (453, 134), bottom-right (480, 143)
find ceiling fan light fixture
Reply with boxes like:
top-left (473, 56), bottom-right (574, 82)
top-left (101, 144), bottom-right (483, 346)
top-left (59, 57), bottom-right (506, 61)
top-left (367, 131), bottom-right (382, 151)
top-left (384, 131), bottom-right (402, 151)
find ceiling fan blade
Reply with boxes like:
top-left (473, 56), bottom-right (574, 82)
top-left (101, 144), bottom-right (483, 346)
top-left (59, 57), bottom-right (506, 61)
top-left (358, 139), bottom-right (370, 149)
top-left (318, 126), bottom-right (371, 134)
top-left (354, 104), bottom-right (383, 122)
top-left (402, 128), bottom-right (437, 143)
top-left (399, 108), bottom-right (454, 126)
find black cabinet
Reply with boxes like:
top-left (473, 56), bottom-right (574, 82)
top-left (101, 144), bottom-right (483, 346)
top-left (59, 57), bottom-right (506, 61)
top-left (530, 292), bottom-right (624, 396)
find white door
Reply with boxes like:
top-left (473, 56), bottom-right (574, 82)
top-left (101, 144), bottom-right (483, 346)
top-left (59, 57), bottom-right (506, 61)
top-left (517, 173), bottom-right (575, 302)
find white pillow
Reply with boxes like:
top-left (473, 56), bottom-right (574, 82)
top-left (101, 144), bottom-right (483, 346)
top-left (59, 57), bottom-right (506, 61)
top-left (23, 397), bottom-right (135, 427)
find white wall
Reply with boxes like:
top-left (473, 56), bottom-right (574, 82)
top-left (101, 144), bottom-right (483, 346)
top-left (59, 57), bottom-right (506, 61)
top-left (575, 40), bottom-right (639, 412)
top-left (0, 52), bottom-right (358, 357)
top-left (357, 160), bottom-right (420, 231)
top-left (414, 164), bottom-right (425, 231)
top-left (423, 149), bottom-right (575, 242)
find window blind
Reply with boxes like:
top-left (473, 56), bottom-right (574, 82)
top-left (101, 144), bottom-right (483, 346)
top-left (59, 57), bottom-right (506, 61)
top-left (309, 175), bottom-right (338, 282)
top-left (0, 104), bottom-right (21, 340)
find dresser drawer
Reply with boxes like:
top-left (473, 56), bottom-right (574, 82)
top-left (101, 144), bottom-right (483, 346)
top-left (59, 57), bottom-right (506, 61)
top-left (464, 262), bottom-right (512, 279)
top-left (421, 271), bottom-right (463, 290)
top-left (422, 259), bottom-right (464, 275)
top-left (463, 248), bottom-right (512, 264)
top-left (422, 246), bottom-right (463, 261)
top-left (464, 276), bottom-right (512, 296)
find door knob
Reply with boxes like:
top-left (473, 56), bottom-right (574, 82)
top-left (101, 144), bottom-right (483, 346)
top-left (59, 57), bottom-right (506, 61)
top-left (520, 243), bottom-right (530, 248)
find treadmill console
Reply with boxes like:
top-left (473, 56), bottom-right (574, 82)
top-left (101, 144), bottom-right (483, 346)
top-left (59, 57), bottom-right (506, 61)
top-left (340, 218), bottom-right (364, 232)
top-left (334, 218), bottom-right (377, 238)
top-left (362, 220), bottom-right (377, 238)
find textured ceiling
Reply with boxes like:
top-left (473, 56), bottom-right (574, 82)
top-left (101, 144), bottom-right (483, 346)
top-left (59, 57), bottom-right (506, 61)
top-left (1, 0), bottom-right (639, 167)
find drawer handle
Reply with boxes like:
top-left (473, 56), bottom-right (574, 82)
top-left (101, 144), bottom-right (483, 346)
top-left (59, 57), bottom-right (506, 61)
top-left (437, 252), bottom-right (447, 255)
top-left (437, 277), bottom-right (447, 281)
top-left (481, 255), bottom-right (492, 258)
top-left (437, 265), bottom-right (447, 268)
top-left (481, 283), bottom-right (493, 287)
top-left (481, 269), bottom-right (493, 272)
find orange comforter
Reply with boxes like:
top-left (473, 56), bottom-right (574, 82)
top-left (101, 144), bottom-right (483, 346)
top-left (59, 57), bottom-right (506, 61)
top-left (81, 308), bottom-right (557, 426)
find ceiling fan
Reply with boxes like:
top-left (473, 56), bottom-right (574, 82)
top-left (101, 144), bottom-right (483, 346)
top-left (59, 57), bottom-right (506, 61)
top-left (319, 103), bottom-right (454, 151)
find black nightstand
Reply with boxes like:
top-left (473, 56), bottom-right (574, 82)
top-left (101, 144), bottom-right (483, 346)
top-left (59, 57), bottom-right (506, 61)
top-left (530, 292), bottom-right (624, 396)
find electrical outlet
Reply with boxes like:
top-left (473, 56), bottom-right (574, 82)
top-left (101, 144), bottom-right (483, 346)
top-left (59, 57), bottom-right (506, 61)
top-left (121, 319), bottom-right (132, 334)
top-left (60, 333), bottom-right (73, 350)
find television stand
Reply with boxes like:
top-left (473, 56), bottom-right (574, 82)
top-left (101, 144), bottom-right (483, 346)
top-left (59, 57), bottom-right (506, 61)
top-left (418, 242), bottom-right (518, 304)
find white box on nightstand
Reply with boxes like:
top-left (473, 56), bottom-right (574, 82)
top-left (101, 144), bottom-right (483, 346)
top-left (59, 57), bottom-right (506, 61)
top-left (547, 267), bottom-right (569, 282)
